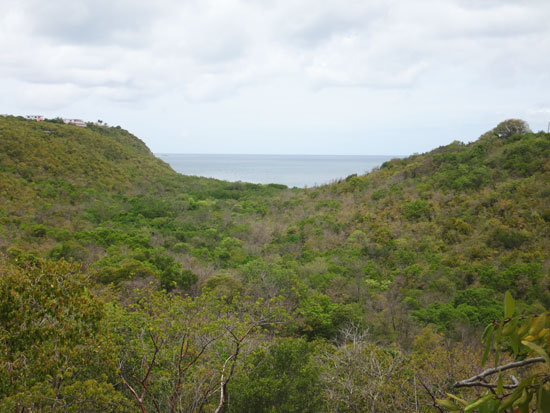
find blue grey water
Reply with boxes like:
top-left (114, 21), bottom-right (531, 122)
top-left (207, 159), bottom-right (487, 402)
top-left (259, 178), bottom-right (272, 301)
top-left (156, 154), bottom-right (398, 188)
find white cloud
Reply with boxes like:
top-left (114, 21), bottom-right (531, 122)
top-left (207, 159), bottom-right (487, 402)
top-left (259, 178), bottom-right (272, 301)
top-left (16, 81), bottom-right (88, 110)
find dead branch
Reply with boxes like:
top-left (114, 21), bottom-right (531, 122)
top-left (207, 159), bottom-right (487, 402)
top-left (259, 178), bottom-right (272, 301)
top-left (214, 324), bottom-right (258, 413)
top-left (454, 357), bottom-right (545, 388)
top-left (454, 375), bottom-right (519, 389)
top-left (419, 379), bottom-right (444, 413)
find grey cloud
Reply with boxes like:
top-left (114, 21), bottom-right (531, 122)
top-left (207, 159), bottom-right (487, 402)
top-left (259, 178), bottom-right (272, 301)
top-left (276, 2), bottom-right (388, 48)
top-left (22, 0), bottom-right (160, 46)
top-left (284, 12), bottom-right (371, 48)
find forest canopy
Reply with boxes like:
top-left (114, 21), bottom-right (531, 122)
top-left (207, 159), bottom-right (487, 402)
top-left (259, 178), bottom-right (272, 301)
top-left (1, 115), bottom-right (549, 411)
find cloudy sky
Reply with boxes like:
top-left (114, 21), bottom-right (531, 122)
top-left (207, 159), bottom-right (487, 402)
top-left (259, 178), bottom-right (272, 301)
top-left (1, 0), bottom-right (549, 155)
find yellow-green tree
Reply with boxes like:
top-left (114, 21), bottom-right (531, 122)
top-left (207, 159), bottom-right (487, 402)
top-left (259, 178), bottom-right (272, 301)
top-left (0, 255), bottom-right (131, 411)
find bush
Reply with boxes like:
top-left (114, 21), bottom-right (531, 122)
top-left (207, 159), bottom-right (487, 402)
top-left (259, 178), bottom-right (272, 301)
top-left (160, 267), bottom-right (198, 291)
top-left (403, 200), bottom-right (432, 221)
top-left (487, 227), bottom-right (529, 249)
top-left (97, 259), bottom-right (156, 284)
top-left (49, 240), bottom-right (88, 262)
top-left (227, 338), bottom-right (322, 413)
top-left (297, 293), bottom-right (361, 339)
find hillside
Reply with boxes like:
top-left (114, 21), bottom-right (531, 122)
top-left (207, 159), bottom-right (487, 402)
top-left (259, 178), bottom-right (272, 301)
top-left (0, 115), bottom-right (287, 257)
top-left (1, 116), bottom-right (550, 412)
top-left (268, 121), bottom-right (550, 339)
top-left (0, 116), bottom-right (178, 195)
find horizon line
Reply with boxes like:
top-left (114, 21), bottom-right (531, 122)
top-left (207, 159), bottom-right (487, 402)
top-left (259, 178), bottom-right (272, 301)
top-left (155, 152), bottom-right (406, 157)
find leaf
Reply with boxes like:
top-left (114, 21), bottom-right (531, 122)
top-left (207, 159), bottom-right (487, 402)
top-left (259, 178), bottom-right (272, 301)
top-left (446, 393), bottom-right (468, 406)
top-left (494, 328), bottom-right (502, 366)
top-left (538, 385), bottom-right (550, 411)
top-left (436, 398), bottom-right (461, 411)
top-left (482, 323), bottom-right (494, 341)
top-left (482, 325), bottom-right (494, 366)
top-left (499, 394), bottom-right (521, 412)
top-left (497, 373), bottom-right (503, 394)
top-left (503, 318), bottom-right (517, 336)
top-left (521, 340), bottom-right (550, 364)
top-left (510, 331), bottom-right (520, 356)
top-left (479, 398), bottom-right (500, 413)
top-left (517, 320), bottom-right (530, 337)
top-left (498, 379), bottom-right (533, 412)
top-left (465, 394), bottom-right (493, 412)
top-left (505, 291), bottom-right (515, 319)
top-left (529, 314), bottom-right (546, 337)
top-left (515, 389), bottom-right (530, 413)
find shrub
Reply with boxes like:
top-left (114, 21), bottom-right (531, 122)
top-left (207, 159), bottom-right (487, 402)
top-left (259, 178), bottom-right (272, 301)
top-left (227, 338), bottom-right (322, 413)
top-left (160, 267), bottom-right (198, 291)
top-left (403, 200), bottom-right (432, 221)
top-left (487, 227), bottom-right (529, 249)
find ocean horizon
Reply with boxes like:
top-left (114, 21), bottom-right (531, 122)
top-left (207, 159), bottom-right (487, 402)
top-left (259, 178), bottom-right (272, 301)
top-left (156, 153), bottom-right (399, 188)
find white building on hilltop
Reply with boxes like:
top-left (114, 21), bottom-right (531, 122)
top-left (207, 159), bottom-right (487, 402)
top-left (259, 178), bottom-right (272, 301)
top-left (63, 118), bottom-right (86, 127)
top-left (26, 115), bottom-right (44, 121)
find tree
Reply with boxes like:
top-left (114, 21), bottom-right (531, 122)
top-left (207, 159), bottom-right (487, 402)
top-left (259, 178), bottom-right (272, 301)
top-left (0, 255), bottom-right (129, 411)
top-left (320, 325), bottom-right (413, 412)
top-left (110, 288), bottom-right (284, 412)
top-left (492, 119), bottom-right (531, 139)
top-left (226, 338), bottom-right (322, 413)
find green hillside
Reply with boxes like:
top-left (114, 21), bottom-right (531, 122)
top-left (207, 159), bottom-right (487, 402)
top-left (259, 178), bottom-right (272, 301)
top-left (0, 117), bottom-right (180, 199)
top-left (1, 116), bottom-right (550, 412)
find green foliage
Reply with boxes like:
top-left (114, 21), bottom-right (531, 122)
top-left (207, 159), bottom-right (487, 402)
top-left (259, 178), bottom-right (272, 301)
top-left (488, 226), bottom-right (530, 250)
top-left (49, 239), bottom-right (88, 261)
top-left (1, 380), bottom-right (133, 412)
top-left (0, 255), bottom-right (123, 409)
top-left (227, 338), bottom-right (322, 412)
top-left (403, 200), bottom-right (432, 221)
top-left (412, 288), bottom-right (502, 332)
top-left (441, 292), bottom-right (550, 412)
top-left (129, 196), bottom-right (173, 218)
top-left (160, 267), bottom-right (198, 291)
top-left (97, 259), bottom-right (157, 284)
top-left (108, 288), bottom-right (284, 412)
top-left (297, 293), bottom-right (362, 339)
top-left (202, 273), bottom-right (243, 298)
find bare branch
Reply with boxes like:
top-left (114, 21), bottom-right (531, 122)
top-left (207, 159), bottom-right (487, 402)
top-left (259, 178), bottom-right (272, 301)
top-left (454, 375), bottom-right (519, 389)
top-left (169, 330), bottom-right (190, 413)
top-left (215, 355), bottom-right (235, 413)
top-left (120, 332), bottom-right (164, 413)
top-left (419, 379), bottom-right (444, 413)
top-left (214, 323), bottom-right (258, 413)
top-left (120, 369), bottom-right (146, 413)
top-left (139, 377), bottom-right (162, 413)
top-left (141, 331), bottom-right (163, 389)
top-left (454, 357), bottom-right (545, 388)
top-left (181, 335), bottom-right (219, 374)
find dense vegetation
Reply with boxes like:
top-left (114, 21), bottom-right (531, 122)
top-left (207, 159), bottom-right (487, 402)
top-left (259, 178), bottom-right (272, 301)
top-left (1, 115), bottom-right (549, 411)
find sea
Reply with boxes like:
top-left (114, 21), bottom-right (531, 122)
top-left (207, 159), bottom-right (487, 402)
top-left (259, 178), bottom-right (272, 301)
top-left (156, 154), bottom-right (398, 188)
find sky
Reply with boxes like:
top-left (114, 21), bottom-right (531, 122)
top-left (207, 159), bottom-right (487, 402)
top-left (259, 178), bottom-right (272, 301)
top-left (1, 0), bottom-right (549, 155)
